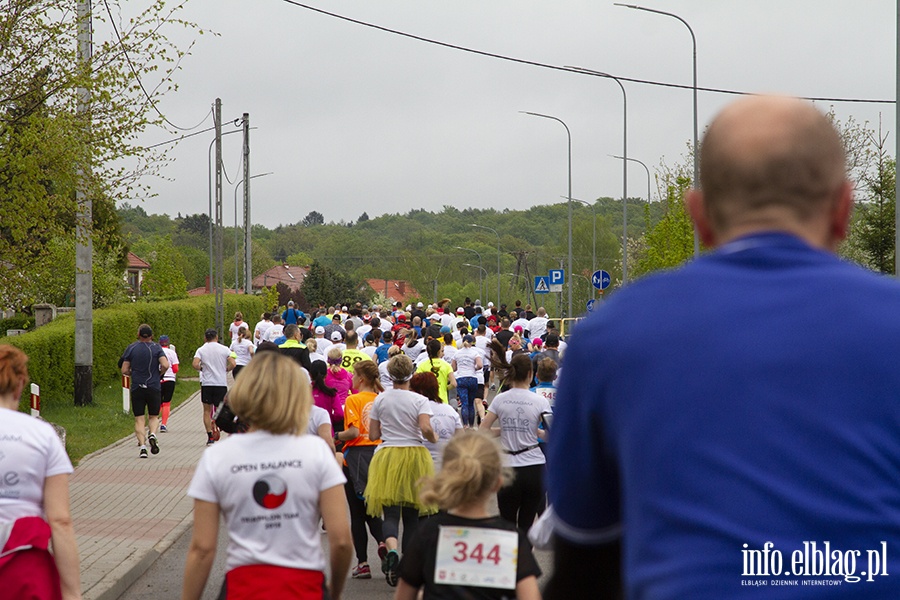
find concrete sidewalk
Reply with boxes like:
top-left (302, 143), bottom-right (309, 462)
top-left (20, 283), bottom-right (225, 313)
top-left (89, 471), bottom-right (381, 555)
top-left (71, 391), bottom-right (209, 600)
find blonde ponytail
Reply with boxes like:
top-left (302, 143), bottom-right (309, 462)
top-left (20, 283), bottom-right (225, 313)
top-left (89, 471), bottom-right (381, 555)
top-left (419, 430), bottom-right (512, 510)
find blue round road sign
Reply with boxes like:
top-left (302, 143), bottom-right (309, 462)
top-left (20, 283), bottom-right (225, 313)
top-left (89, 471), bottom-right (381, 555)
top-left (592, 269), bottom-right (611, 290)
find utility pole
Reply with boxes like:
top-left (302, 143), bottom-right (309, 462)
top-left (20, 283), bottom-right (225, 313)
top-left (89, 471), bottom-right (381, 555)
top-left (214, 99), bottom-right (224, 337)
top-left (242, 113), bottom-right (251, 293)
top-left (74, 0), bottom-right (92, 406)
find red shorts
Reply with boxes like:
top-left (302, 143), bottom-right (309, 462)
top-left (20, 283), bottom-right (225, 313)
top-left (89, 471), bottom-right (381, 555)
top-left (224, 564), bottom-right (326, 599)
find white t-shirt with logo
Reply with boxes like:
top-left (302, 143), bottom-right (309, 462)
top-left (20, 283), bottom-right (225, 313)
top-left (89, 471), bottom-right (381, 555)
top-left (187, 430), bottom-right (346, 572)
top-left (370, 389), bottom-right (433, 448)
top-left (424, 402), bottom-right (463, 470)
top-left (194, 342), bottom-right (233, 387)
top-left (487, 388), bottom-right (551, 468)
top-left (0, 408), bottom-right (73, 522)
top-left (265, 324), bottom-right (285, 342)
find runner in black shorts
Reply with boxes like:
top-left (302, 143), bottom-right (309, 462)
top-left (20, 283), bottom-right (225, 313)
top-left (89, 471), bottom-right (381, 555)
top-left (200, 385), bottom-right (227, 407)
top-left (121, 324), bottom-right (169, 458)
top-left (193, 328), bottom-right (236, 445)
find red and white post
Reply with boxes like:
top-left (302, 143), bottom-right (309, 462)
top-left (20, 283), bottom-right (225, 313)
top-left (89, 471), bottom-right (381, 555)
top-left (122, 375), bottom-right (131, 414)
top-left (30, 383), bottom-right (40, 417)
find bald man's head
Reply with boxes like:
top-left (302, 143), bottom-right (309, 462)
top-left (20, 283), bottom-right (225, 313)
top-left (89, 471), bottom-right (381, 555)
top-left (699, 96), bottom-right (848, 237)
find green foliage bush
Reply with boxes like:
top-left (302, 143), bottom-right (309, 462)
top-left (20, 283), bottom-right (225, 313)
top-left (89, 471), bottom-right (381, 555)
top-left (0, 295), bottom-right (264, 410)
top-left (0, 315), bottom-right (33, 335)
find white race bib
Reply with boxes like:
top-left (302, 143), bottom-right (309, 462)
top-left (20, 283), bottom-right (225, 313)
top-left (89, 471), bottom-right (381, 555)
top-left (434, 526), bottom-right (518, 589)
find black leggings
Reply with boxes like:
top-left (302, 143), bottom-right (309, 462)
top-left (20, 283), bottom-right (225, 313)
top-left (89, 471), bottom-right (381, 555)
top-left (382, 506), bottom-right (420, 551)
top-left (497, 464), bottom-right (545, 533)
top-left (344, 479), bottom-right (384, 563)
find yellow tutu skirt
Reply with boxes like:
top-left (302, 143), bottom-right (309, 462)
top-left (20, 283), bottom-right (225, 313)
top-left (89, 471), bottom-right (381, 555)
top-left (365, 446), bottom-right (437, 516)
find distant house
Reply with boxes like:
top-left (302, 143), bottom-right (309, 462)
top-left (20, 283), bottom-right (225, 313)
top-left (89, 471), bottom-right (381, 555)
top-left (365, 279), bottom-right (420, 305)
top-left (126, 252), bottom-right (151, 297)
top-left (252, 264), bottom-right (309, 292)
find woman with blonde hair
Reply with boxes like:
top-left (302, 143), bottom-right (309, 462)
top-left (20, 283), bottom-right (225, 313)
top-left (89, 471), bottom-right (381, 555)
top-left (0, 345), bottom-right (81, 600)
top-left (182, 352), bottom-right (352, 600)
top-left (365, 354), bottom-right (437, 587)
top-left (395, 430), bottom-right (541, 600)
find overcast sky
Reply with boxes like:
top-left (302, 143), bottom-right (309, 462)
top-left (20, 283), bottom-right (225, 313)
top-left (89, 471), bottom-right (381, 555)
top-left (122, 1), bottom-right (895, 229)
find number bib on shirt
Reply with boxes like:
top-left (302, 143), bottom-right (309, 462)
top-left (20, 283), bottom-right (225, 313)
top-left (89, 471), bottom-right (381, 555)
top-left (434, 526), bottom-right (518, 589)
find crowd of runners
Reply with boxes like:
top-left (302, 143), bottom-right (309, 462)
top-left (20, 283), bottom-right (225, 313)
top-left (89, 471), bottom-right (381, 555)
top-left (116, 296), bottom-right (568, 598)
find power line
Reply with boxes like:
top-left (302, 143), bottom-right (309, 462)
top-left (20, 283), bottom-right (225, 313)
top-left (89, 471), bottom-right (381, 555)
top-left (278, 0), bottom-right (893, 105)
top-left (101, 0), bottom-right (213, 131)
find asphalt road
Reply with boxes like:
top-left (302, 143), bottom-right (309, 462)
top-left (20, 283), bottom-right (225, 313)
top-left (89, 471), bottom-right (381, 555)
top-left (119, 503), bottom-right (553, 599)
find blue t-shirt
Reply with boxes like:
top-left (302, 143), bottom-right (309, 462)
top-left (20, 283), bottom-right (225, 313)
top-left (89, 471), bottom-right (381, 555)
top-left (281, 307), bottom-right (305, 326)
top-left (548, 233), bottom-right (900, 598)
top-left (313, 315), bottom-right (332, 329)
top-left (374, 342), bottom-right (392, 364)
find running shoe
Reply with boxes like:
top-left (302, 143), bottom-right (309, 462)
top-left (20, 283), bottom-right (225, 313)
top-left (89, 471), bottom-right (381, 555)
top-left (139, 447), bottom-right (148, 459)
top-left (351, 563), bottom-right (372, 579)
top-left (207, 432), bottom-right (215, 446)
top-left (377, 542), bottom-right (388, 563)
top-left (148, 434), bottom-right (160, 455)
top-left (383, 549), bottom-right (400, 587)
top-left (159, 424), bottom-right (167, 433)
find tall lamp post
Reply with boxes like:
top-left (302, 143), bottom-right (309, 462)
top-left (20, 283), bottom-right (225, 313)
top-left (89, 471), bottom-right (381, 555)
top-left (611, 155), bottom-right (651, 209)
top-left (469, 224), bottom-right (501, 308)
top-left (519, 112), bottom-right (573, 316)
top-left (234, 172), bottom-right (273, 292)
top-left (455, 246), bottom-right (484, 301)
top-left (565, 196), bottom-right (597, 278)
top-left (462, 264), bottom-right (489, 301)
top-left (565, 67), bottom-right (628, 284)
top-left (615, 3), bottom-right (699, 256)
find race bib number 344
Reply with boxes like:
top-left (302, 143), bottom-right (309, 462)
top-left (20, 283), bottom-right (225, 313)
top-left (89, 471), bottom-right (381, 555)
top-left (434, 526), bottom-right (518, 589)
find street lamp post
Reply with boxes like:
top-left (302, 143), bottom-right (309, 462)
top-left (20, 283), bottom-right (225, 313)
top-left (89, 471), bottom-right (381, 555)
top-left (615, 2), bottom-right (699, 256)
top-left (611, 155), bottom-right (652, 210)
top-left (519, 112), bottom-right (573, 316)
top-left (469, 224), bottom-right (501, 308)
top-left (454, 246), bottom-right (483, 301)
top-left (234, 172), bottom-right (273, 292)
top-left (566, 196), bottom-right (596, 278)
top-left (462, 263), bottom-right (489, 300)
top-left (565, 67), bottom-right (628, 284)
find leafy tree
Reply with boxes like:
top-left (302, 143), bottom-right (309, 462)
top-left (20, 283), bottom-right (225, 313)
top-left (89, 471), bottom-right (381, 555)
top-left (0, 0), bottom-right (202, 308)
top-left (177, 213), bottom-right (212, 237)
top-left (302, 260), bottom-right (366, 307)
top-left (634, 168), bottom-right (695, 277)
top-left (357, 211), bottom-right (370, 223)
top-left (302, 211), bottom-right (325, 226)
top-left (141, 236), bottom-right (189, 299)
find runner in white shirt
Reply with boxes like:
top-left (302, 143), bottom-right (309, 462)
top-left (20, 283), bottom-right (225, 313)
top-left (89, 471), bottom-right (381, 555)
top-left (253, 313), bottom-right (273, 347)
top-left (192, 329), bottom-right (235, 445)
top-left (182, 352), bottom-right (351, 599)
top-left (265, 315), bottom-right (285, 343)
top-left (528, 307), bottom-right (550, 341)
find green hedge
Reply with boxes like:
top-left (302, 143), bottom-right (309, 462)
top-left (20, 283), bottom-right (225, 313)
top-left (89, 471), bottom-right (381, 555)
top-left (0, 295), bottom-right (264, 410)
top-left (0, 314), bottom-right (33, 335)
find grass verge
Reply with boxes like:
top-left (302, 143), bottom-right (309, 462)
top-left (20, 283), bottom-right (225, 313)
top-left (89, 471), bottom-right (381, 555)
top-left (40, 379), bottom-right (201, 465)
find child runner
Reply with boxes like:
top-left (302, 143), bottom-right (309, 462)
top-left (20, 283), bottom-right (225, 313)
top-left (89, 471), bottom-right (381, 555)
top-left (395, 430), bottom-right (542, 600)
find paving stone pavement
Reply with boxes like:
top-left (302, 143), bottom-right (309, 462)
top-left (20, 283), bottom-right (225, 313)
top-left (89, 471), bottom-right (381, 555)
top-left (71, 391), bottom-right (209, 600)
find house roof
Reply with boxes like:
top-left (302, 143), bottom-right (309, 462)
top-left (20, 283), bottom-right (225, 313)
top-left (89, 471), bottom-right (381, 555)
top-left (365, 279), bottom-right (419, 304)
top-left (251, 264), bottom-right (309, 290)
top-left (127, 252), bottom-right (151, 270)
